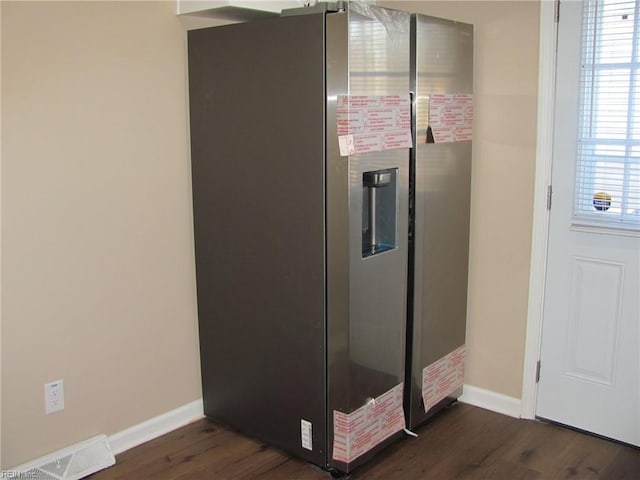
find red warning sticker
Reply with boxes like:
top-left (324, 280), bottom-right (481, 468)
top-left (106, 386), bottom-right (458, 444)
top-left (337, 95), bottom-right (412, 156)
top-left (422, 345), bottom-right (465, 413)
top-left (428, 94), bottom-right (473, 143)
top-left (332, 383), bottom-right (405, 464)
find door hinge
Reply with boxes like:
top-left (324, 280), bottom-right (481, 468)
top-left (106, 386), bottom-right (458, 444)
top-left (546, 185), bottom-right (553, 210)
top-left (535, 360), bottom-right (542, 383)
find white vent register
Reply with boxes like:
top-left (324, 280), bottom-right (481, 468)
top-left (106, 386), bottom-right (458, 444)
top-left (4, 435), bottom-right (114, 480)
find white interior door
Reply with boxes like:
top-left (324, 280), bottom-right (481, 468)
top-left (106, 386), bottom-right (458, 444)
top-left (537, 0), bottom-right (640, 446)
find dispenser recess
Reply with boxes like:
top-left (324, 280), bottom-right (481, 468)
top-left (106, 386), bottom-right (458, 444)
top-left (362, 168), bottom-right (398, 258)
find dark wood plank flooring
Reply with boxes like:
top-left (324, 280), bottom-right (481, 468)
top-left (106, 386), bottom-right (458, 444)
top-left (89, 404), bottom-right (639, 479)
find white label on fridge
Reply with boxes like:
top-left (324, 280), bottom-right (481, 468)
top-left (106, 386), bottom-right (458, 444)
top-left (301, 419), bottom-right (313, 451)
top-left (421, 344), bottom-right (466, 413)
top-left (332, 382), bottom-right (405, 464)
top-left (428, 94), bottom-right (473, 143)
top-left (338, 134), bottom-right (356, 156)
top-left (337, 95), bottom-right (412, 156)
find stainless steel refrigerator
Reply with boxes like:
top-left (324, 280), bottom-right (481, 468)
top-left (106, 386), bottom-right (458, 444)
top-left (188, 2), bottom-right (472, 475)
top-left (189, 3), bottom-right (410, 474)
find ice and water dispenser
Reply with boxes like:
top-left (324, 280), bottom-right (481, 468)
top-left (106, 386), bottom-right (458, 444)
top-left (362, 168), bottom-right (398, 258)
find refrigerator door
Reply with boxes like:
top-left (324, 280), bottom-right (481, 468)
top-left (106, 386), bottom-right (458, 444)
top-left (188, 13), bottom-right (327, 466)
top-left (326, 4), bottom-right (411, 472)
top-left (407, 14), bottom-right (474, 429)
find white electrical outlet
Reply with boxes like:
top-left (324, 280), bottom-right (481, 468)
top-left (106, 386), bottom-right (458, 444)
top-left (45, 379), bottom-right (65, 414)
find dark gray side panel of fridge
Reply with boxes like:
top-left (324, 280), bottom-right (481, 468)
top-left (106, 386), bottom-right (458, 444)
top-left (188, 14), bottom-right (327, 465)
top-left (408, 14), bottom-right (474, 429)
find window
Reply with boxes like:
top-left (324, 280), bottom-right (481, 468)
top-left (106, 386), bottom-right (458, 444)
top-left (575, 0), bottom-right (640, 230)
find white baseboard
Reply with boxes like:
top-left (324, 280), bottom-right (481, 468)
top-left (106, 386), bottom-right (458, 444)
top-left (108, 398), bottom-right (204, 455)
top-left (5, 400), bottom-right (204, 475)
top-left (459, 384), bottom-right (522, 418)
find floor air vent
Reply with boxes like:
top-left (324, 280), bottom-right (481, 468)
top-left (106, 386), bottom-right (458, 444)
top-left (10, 435), bottom-right (115, 480)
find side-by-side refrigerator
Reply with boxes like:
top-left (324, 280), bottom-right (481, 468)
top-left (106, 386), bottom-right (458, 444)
top-left (188, 3), bottom-right (410, 474)
top-left (188, 2), bottom-right (472, 475)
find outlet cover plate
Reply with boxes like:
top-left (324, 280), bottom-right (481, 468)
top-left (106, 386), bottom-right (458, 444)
top-left (45, 379), bottom-right (65, 414)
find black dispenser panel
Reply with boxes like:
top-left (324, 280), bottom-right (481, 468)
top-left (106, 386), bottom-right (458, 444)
top-left (362, 168), bottom-right (398, 258)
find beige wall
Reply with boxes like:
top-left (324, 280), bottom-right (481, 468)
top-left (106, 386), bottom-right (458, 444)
top-left (1, 0), bottom-right (540, 469)
top-left (382, 1), bottom-right (539, 398)
top-left (1, 1), bottom-right (201, 467)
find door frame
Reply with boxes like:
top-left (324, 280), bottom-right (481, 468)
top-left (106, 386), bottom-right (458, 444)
top-left (521, 0), bottom-right (559, 420)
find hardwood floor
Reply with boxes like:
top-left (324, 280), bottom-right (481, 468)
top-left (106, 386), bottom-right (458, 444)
top-left (89, 404), bottom-right (639, 479)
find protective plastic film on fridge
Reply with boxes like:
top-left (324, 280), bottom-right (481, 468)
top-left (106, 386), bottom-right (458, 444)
top-left (188, 3), bottom-right (411, 474)
top-left (405, 14), bottom-right (473, 430)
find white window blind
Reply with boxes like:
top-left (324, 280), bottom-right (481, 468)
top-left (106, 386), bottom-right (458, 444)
top-left (575, 0), bottom-right (640, 230)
